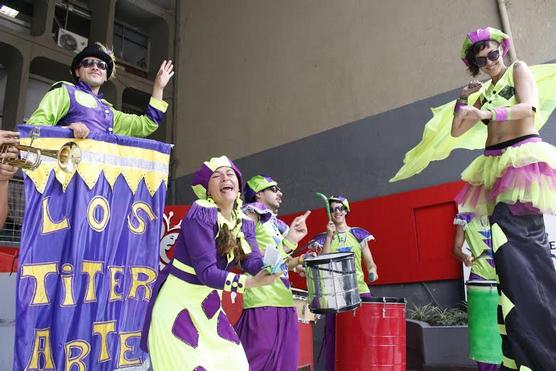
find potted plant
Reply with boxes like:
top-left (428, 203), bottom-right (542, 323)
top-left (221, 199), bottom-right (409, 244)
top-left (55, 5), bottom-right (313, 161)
top-left (406, 303), bottom-right (475, 370)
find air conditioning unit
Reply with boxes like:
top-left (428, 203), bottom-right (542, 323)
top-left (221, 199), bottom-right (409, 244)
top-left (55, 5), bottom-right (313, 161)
top-left (57, 28), bottom-right (88, 53)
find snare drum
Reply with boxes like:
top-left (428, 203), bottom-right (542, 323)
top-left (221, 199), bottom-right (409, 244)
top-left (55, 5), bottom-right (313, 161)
top-left (291, 288), bottom-right (319, 323)
top-left (304, 252), bottom-right (361, 314)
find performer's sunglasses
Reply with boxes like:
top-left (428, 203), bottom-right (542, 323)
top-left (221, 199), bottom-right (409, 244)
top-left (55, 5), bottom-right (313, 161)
top-left (264, 185), bottom-right (281, 193)
top-left (80, 59), bottom-right (108, 70)
top-left (330, 206), bottom-right (347, 213)
top-left (475, 49), bottom-right (500, 67)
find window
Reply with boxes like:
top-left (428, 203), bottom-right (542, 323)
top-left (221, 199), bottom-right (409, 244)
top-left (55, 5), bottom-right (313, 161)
top-left (113, 20), bottom-right (150, 76)
top-left (0, 0), bottom-right (34, 31)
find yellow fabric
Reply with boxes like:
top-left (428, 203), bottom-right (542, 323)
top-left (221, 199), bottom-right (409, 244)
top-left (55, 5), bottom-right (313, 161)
top-left (149, 97), bottom-right (169, 112)
top-left (148, 275), bottom-right (249, 370)
top-left (491, 224), bottom-right (508, 254)
top-left (457, 141), bottom-right (556, 216)
top-left (173, 259), bottom-right (196, 276)
top-left (20, 137), bottom-right (169, 196)
top-left (390, 63), bottom-right (556, 182)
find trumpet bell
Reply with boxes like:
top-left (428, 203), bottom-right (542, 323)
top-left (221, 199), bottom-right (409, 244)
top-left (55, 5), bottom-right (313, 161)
top-left (1, 142), bottom-right (82, 173)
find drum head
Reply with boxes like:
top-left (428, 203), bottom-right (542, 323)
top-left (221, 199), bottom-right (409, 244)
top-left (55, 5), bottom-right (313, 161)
top-left (362, 297), bottom-right (406, 304)
top-left (304, 252), bottom-right (353, 265)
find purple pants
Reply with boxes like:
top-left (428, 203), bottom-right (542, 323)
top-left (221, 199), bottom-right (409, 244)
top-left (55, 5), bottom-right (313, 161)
top-left (235, 306), bottom-right (299, 371)
top-left (478, 361), bottom-right (499, 371)
top-left (323, 293), bottom-right (372, 371)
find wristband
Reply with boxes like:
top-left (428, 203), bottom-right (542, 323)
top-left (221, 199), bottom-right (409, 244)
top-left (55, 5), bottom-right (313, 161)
top-left (454, 102), bottom-right (467, 113)
top-left (282, 237), bottom-right (297, 251)
top-left (490, 107), bottom-right (509, 121)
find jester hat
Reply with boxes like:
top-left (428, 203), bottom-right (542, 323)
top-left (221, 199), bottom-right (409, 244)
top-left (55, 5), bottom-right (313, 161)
top-left (460, 27), bottom-right (511, 66)
top-left (244, 175), bottom-right (278, 203)
top-left (328, 195), bottom-right (350, 213)
top-left (71, 42), bottom-right (116, 81)
top-left (191, 155), bottom-right (243, 200)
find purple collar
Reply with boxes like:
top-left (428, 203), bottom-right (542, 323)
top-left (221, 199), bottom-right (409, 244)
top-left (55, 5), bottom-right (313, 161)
top-left (76, 80), bottom-right (104, 99)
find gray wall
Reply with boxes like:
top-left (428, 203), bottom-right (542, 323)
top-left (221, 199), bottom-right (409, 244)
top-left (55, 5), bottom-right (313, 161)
top-left (175, 83), bottom-right (556, 214)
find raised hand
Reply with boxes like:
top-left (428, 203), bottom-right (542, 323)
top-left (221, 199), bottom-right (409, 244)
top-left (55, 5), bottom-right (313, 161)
top-left (153, 60), bottom-right (175, 92)
top-left (460, 80), bottom-right (482, 97)
top-left (285, 210), bottom-right (311, 244)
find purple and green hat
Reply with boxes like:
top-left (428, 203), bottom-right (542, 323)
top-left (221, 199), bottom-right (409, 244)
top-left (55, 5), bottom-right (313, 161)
top-left (244, 175), bottom-right (278, 203)
top-left (328, 195), bottom-right (350, 213)
top-left (191, 155), bottom-right (243, 200)
top-left (460, 27), bottom-right (511, 66)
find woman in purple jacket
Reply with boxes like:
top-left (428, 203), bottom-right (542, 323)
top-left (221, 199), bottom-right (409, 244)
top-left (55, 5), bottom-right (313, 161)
top-left (142, 156), bottom-right (279, 370)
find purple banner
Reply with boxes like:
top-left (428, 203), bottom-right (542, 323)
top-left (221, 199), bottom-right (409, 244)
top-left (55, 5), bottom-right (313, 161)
top-left (14, 125), bottom-right (170, 370)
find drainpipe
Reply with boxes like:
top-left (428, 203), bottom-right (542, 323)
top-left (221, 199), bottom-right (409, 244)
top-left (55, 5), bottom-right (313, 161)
top-left (496, 0), bottom-right (517, 62)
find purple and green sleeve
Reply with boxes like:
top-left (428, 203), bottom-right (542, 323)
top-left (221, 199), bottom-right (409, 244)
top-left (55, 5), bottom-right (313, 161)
top-left (112, 97), bottom-right (168, 137)
top-left (240, 218), bottom-right (265, 275)
top-left (26, 86), bottom-right (70, 126)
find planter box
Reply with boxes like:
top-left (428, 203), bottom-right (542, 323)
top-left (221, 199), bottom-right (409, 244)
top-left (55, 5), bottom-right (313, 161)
top-left (407, 319), bottom-right (475, 370)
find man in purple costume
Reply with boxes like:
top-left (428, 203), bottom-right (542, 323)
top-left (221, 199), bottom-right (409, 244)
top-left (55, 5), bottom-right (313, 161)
top-left (235, 174), bottom-right (311, 371)
top-left (27, 42), bottom-right (174, 138)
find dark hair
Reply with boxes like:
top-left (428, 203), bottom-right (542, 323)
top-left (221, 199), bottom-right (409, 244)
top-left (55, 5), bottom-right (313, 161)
top-left (216, 223), bottom-right (245, 262)
top-left (465, 40), bottom-right (500, 77)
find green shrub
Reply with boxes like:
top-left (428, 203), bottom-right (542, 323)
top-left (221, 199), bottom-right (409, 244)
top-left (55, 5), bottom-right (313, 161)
top-left (407, 303), bottom-right (468, 326)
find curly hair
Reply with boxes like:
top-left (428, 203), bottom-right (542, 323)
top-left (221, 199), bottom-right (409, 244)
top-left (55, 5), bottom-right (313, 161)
top-left (465, 40), bottom-right (500, 77)
top-left (216, 223), bottom-right (246, 262)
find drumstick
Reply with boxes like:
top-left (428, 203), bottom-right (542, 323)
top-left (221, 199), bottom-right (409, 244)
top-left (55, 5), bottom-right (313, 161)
top-left (315, 192), bottom-right (331, 221)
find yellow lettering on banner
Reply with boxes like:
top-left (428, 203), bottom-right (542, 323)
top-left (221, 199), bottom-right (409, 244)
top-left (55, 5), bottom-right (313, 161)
top-left (65, 340), bottom-right (90, 371)
top-left (109, 266), bottom-right (124, 301)
top-left (41, 197), bottom-right (69, 234)
top-left (81, 261), bottom-right (104, 303)
top-left (61, 264), bottom-right (75, 306)
top-left (87, 196), bottom-right (110, 232)
top-left (26, 328), bottom-right (55, 370)
top-left (128, 267), bottom-right (157, 301)
top-left (21, 263), bottom-right (58, 305)
top-left (127, 202), bottom-right (157, 234)
top-left (118, 331), bottom-right (142, 368)
top-left (92, 321), bottom-right (116, 362)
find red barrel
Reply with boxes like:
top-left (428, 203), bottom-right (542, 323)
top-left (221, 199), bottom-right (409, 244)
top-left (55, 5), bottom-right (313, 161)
top-left (298, 322), bottom-right (314, 370)
top-left (335, 297), bottom-right (406, 370)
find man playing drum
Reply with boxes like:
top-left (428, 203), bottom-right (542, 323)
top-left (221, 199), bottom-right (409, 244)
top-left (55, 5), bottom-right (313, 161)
top-left (234, 174), bottom-right (311, 371)
top-left (453, 212), bottom-right (502, 370)
top-left (309, 195), bottom-right (378, 371)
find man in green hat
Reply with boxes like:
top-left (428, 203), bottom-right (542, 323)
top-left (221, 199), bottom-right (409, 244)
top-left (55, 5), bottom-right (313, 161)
top-left (235, 174), bottom-right (311, 371)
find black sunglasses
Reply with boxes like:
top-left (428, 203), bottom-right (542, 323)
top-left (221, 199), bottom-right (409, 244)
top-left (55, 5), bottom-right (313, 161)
top-left (330, 206), bottom-right (347, 213)
top-left (80, 59), bottom-right (108, 70)
top-left (264, 185), bottom-right (281, 193)
top-left (475, 49), bottom-right (500, 67)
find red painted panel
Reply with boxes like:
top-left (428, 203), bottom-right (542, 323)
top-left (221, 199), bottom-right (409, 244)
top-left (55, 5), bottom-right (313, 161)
top-left (282, 181), bottom-right (464, 285)
top-left (157, 181), bottom-right (465, 286)
top-left (0, 246), bottom-right (18, 273)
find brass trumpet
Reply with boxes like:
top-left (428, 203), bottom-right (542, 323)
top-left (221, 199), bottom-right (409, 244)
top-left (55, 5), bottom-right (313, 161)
top-left (0, 141), bottom-right (82, 173)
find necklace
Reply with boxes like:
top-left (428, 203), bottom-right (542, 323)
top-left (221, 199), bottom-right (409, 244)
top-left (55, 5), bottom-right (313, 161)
top-left (337, 231), bottom-right (347, 245)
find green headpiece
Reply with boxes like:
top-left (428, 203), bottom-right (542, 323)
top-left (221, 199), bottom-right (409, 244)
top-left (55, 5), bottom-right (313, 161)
top-left (460, 27), bottom-right (511, 66)
top-left (244, 175), bottom-right (278, 203)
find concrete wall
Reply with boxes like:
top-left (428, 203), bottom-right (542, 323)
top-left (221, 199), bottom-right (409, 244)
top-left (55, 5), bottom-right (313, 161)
top-left (174, 0), bottom-right (502, 175)
top-left (173, 0), bottom-right (556, 209)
